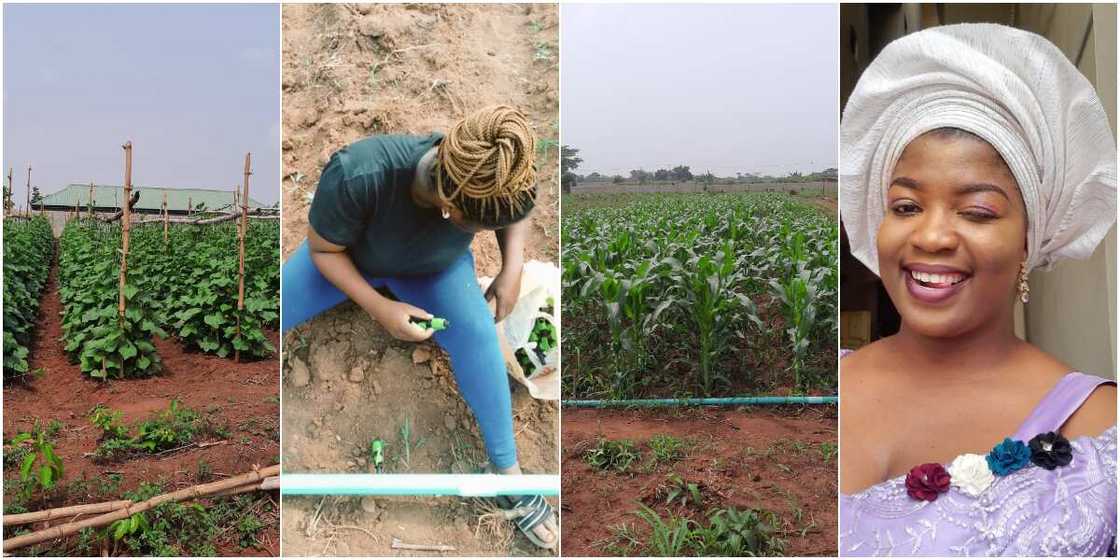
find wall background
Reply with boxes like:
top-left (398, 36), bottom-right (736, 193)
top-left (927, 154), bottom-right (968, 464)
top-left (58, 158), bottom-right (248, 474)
top-left (839, 3), bottom-right (1117, 377)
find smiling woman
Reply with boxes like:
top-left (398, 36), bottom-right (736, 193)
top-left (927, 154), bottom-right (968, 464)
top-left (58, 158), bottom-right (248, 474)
top-left (837, 16), bottom-right (1117, 558)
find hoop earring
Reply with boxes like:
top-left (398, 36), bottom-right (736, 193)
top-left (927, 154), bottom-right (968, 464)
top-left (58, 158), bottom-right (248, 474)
top-left (1018, 261), bottom-right (1030, 304)
top-left (441, 207), bottom-right (450, 220)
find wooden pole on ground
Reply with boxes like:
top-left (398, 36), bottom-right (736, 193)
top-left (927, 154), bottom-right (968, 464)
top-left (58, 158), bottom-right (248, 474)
top-left (163, 191), bottom-right (168, 242)
top-left (235, 154), bottom-right (251, 362)
top-left (88, 182), bottom-right (95, 219)
top-left (188, 196), bottom-right (192, 217)
top-left (3, 501), bottom-right (133, 527)
top-left (2, 465), bottom-right (279, 552)
top-left (118, 142), bottom-right (132, 328)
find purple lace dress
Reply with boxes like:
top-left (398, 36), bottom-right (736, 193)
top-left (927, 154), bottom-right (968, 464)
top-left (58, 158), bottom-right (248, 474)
top-left (839, 353), bottom-right (1117, 556)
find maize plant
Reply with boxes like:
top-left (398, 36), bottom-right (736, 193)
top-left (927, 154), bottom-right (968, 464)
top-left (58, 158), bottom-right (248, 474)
top-left (563, 192), bottom-right (836, 398)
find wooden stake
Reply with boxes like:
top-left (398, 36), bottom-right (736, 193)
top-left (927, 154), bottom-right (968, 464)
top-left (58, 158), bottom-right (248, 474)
top-left (163, 191), bottom-right (168, 242)
top-left (25, 164), bottom-right (31, 217)
top-left (118, 143), bottom-right (132, 327)
top-left (89, 182), bottom-right (95, 219)
top-left (235, 154), bottom-right (251, 362)
top-left (4, 501), bottom-right (133, 527)
top-left (188, 196), bottom-right (192, 217)
top-left (5, 167), bottom-right (12, 217)
top-left (2, 465), bottom-right (279, 552)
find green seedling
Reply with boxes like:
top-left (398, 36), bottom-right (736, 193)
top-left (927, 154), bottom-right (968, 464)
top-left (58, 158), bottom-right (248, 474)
top-left (411, 317), bottom-right (449, 331)
top-left (370, 438), bottom-right (384, 473)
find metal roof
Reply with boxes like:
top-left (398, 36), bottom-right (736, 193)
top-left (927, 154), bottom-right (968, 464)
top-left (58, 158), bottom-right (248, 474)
top-left (39, 184), bottom-right (269, 212)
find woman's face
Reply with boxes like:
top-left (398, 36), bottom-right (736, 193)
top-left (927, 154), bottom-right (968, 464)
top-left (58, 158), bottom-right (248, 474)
top-left (876, 131), bottom-right (1028, 338)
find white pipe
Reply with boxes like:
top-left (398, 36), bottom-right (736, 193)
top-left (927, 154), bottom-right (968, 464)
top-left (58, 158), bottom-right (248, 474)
top-left (280, 474), bottom-right (559, 497)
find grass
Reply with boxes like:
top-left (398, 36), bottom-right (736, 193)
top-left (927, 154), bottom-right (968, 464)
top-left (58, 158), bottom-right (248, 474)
top-left (635, 505), bottom-right (786, 557)
top-left (89, 400), bottom-right (216, 462)
top-left (818, 441), bottom-right (838, 464)
top-left (648, 435), bottom-right (687, 465)
top-left (584, 437), bottom-right (641, 473)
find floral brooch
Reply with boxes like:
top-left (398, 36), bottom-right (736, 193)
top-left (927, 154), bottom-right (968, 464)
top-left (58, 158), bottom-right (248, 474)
top-left (904, 432), bottom-right (1073, 501)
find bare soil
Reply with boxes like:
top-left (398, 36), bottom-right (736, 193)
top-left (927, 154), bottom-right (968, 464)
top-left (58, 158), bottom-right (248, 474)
top-left (3, 257), bottom-right (281, 556)
top-left (562, 407), bottom-right (838, 557)
top-left (279, 4), bottom-right (559, 556)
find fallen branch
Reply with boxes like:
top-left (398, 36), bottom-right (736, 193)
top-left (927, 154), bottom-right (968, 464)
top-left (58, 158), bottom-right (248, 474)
top-left (2, 464), bottom-right (279, 552)
top-left (3, 501), bottom-right (132, 527)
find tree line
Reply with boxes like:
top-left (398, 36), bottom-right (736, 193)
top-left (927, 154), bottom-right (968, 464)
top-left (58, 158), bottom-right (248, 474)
top-left (561, 145), bottom-right (836, 193)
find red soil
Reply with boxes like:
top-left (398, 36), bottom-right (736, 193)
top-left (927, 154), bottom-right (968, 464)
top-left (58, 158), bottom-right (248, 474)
top-left (3, 260), bottom-right (280, 556)
top-left (562, 406), bottom-right (838, 557)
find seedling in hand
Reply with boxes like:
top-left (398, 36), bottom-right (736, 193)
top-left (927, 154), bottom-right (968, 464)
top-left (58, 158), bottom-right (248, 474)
top-left (410, 317), bottom-right (449, 331)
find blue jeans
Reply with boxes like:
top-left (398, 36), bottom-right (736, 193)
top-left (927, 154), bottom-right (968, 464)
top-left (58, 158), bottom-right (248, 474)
top-left (282, 241), bottom-right (517, 469)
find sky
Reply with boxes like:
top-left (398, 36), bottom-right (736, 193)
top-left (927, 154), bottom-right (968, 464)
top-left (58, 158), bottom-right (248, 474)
top-left (3, 4), bottom-right (281, 206)
top-left (562, 3), bottom-right (839, 177)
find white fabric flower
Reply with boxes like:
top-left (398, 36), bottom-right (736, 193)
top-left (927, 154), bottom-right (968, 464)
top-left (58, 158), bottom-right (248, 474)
top-left (947, 453), bottom-right (995, 497)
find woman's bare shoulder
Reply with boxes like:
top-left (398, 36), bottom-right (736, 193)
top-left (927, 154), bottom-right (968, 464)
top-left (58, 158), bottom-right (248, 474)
top-left (1019, 344), bottom-right (1115, 439)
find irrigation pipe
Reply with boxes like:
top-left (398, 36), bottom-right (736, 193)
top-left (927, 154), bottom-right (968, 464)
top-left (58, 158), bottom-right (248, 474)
top-left (280, 474), bottom-right (559, 497)
top-left (564, 396), bottom-right (837, 408)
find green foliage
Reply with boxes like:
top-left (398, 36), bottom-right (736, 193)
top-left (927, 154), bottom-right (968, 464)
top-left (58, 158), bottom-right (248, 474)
top-left (659, 474), bottom-right (703, 508)
top-left (58, 218), bottom-right (278, 380)
top-left (90, 400), bottom-right (202, 461)
top-left (103, 484), bottom-right (271, 556)
top-left (818, 441), bottom-right (838, 464)
top-left (648, 435), bottom-right (686, 464)
top-left (563, 192), bottom-right (837, 398)
top-left (7, 422), bottom-right (65, 501)
top-left (635, 505), bottom-right (785, 557)
top-left (584, 437), bottom-right (641, 472)
top-left (58, 220), bottom-right (166, 379)
top-left (3, 216), bottom-right (53, 379)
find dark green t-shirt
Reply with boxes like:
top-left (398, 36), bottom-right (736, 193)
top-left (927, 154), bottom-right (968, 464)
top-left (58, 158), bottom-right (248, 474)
top-left (308, 133), bottom-right (474, 277)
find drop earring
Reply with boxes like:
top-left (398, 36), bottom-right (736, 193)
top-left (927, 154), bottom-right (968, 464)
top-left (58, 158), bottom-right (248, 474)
top-left (441, 207), bottom-right (450, 220)
top-left (1018, 261), bottom-right (1030, 304)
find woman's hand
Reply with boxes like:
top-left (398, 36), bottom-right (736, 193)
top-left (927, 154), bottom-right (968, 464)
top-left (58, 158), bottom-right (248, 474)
top-left (367, 299), bottom-right (434, 342)
top-left (485, 268), bottom-right (522, 323)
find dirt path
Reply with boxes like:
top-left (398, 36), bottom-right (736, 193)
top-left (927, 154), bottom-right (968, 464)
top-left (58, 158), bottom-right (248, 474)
top-left (562, 407), bottom-right (838, 557)
top-left (3, 252), bottom-right (280, 556)
top-left (280, 4), bottom-right (559, 557)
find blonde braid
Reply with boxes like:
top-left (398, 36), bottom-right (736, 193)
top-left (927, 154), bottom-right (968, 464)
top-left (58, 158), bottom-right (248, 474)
top-left (436, 105), bottom-right (537, 223)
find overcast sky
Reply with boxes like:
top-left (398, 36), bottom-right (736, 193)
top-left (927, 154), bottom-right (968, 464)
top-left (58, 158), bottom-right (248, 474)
top-left (3, 4), bottom-right (280, 205)
top-left (562, 3), bottom-right (838, 177)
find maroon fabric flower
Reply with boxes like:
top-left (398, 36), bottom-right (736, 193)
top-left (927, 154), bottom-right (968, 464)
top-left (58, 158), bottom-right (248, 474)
top-left (905, 463), bottom-right (951, 501)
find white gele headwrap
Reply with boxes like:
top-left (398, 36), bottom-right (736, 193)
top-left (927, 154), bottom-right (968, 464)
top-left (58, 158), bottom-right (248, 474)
top-left (839, 23), bottom-right (1117, 277)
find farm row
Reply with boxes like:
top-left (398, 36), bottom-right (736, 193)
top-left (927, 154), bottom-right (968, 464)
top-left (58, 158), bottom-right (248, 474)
top-left (562, 192), bottom-right (838, 399)
top-left (58, 218), bottom-right (279, 379)
top-left (3, 216), bottom-right (54, 379)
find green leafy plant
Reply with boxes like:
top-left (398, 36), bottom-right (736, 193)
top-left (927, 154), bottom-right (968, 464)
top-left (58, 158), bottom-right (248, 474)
top-left (659, 474), bottom-right (703, 508)
top-left (648, 435), bottom-right (686, 464)
top-left (8, 424), bottom-right (65, 499)
top-left (584, 437), bottom-right (641, 472)
top-left (3, 216), bottom-right (53, 379)
top-left (563, 192), bottom-right (836, 399)
top-left (90, 400), bottom-right (202, 461)
top-left (634, 505), bottom-right (699, 556)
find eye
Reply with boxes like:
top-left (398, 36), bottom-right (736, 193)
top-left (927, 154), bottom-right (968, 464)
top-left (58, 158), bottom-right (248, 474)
top-left (960, 207), bottom-right (998, 221)
top-left (890, 201), bottom-right (921, 216)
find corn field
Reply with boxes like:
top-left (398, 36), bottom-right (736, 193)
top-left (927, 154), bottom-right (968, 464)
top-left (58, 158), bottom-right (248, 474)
top-left (563, 193), bottom-right (837, 399)
top-left (59, 218), bottom-right (279, 379)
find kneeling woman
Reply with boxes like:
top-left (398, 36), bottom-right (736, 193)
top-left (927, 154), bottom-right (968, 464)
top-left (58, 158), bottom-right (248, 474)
top-left (839, 24), bottom-right (1116, 556)
top-left (283, 105), bottom-right (557, 549)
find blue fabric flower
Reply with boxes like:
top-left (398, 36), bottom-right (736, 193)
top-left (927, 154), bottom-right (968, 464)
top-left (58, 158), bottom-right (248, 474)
top-left (986, 438), bottom-right (1031, 476)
